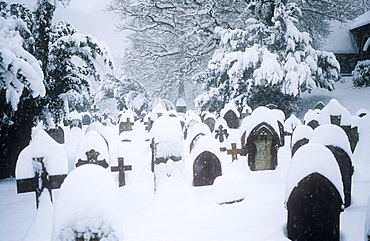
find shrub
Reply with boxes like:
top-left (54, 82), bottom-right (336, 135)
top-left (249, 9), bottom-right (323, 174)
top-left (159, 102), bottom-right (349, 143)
top-left (353, 60), bottom-right (370, 87)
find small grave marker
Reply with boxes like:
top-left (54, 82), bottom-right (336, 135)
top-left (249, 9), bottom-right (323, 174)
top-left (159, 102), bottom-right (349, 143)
top-left (110, 157), bottom-right (132, 187)
top-left (215, 125), bottom-right (229, 143)
top-left (221, 143), bottom-right (243, 162)
top-left (75, 149), bottom-right (109, 169)
top-left (119, 117), bottom-right (134, 134)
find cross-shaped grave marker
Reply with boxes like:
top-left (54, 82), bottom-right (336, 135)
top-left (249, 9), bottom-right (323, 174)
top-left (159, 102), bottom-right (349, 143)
top-left (110, 157), bottom-right (132, 187)
top-left (16, 157), bottom-right (67, 208)
top-left (75, 149), bottom-right (109, 169)
top-left (220, 143), bottom-right (243, 162)
top-left (215, 125), bottom-right (229, 143)
top-left (119, 117), bottom-right (134, 134)
top-left (144, 117), bottom-right (153, 132)
top-left (91, 104), bottom-right (99, 113)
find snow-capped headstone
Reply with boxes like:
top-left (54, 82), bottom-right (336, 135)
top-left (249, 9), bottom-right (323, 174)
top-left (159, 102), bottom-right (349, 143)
top-left (213, 174), bottom-right (245, 205)
top-left (272, 109), bottom-right (286, 146)
top-left (188, 122), bottom-right (211, 153)
top-left (310, 124), bottom-right (354, 207)
top-left (52, 164), bottom-right (123, 241)
top-left (119, 110), bottom-right (135, 134)
top-left (286, 143), bottom-right (343, 241)
top-left (284, 114), bottom-right (302, 136)
top-left (220, 102), bottom-right (240, 129)
top-left (74, 131), bottom-right (110, 169)
top-left (150, 104), bottom-right (167, 121)
top-left (304, 109), bottom-right (320, 129)
top-left (68, 110), bottom-right (82, 129)
top-left (192, 136), bottom-right (222, 187)
top-left (46, 125), bottom-right (65, 144)
top-left (243, 107), bottom-right (280, 171)
top-left (81, 112), bottom-right (91, 126)
top-left (291, 125), bottom-right (313, 157)
top-left (315, 101), bottom-right (325, 110)
top-left (184, 112), bottom-right (201, 140)
top-left (214, 117), bottom-right (230, 143)
top-left (16, 127), bottom-right (68, 208)
top-left (203, 112), bottom-right (216, 132)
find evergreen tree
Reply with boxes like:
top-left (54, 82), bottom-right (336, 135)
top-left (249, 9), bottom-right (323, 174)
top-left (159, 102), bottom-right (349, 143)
top-left (195, 1), bottom-right (340, 114)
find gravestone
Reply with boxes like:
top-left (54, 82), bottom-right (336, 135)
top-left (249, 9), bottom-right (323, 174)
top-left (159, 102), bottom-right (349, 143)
top-left (176, 98), bottom-right (187, 114)
top-left (193, 151), bottom-right (222, 186)
top-left (81, 113), bottom-right (91, 125)
top-left (214, 118), bottom-right (229, 143)
top-left (16, 127), bottom-right (68, 208)
top-left (188, 123), bottom-right (211, 153)
top-left (286, 143), bottom-right (343, 241)
top-left (144, 116), bottom-right (153, 132)
top-left (111, 157), bottom-right (132, 187)
top-left (75, 149), bottom-right (109, 169)
top-left (184, 112), bottom-right (201, 140)
top-left (304, 109), bottom-right (320, 129)
top-left (46, 126), bottom-right (65, 144)
top-left (220, 143), bottom-right (243, 162)
top-left (203, 113), bottom-right (216, 132)
top-left (284, 114), bottom-right (302, 136)
top-left (221, 102), bottom-right (240, 129)
top-left (272, 109), bottom-right (285, 147)
top-left (119, 117), bottom-right (134, 134)
top-left (241, 105), bottom-right (252, 119)
top-left (52, 165), bottom-right (123, 241)
top-left (291, 125), bottom-right (313, 157)
top-left (310, 124), bottom-right (354, 207)
top-left (68, 111), bottom-right (82, 129)
top-left (315, 101), bottom-right (325, 110)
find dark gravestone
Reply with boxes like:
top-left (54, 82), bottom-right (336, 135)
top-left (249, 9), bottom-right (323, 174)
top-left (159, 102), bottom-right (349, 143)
top-left (82, 114), bottom-right (91, 125)
top-left (193, 151), bottom-right (222, 187)
top-left (70, 119), bottom-right (82, 129)
top-left (277, 120), bottom-right (285, 147)
top-left (144, 117), bottom-right (153, 132)
top-left (315, 101), bottom-right (325, 110)
top-left (306, 119), bottom-right (319, 129)
top-left (331, 115), bottom-right (342, 126)
top-left (246, 122), bottom-right (279, 171)
top-left (291, 138), bottom-right (310, 158)
top-left (204, 117), bottom-right (216, 132)
top-left (223, 109), bottom-right (239, 129)
top-left (215, 125), bottom-right (229, 143)
top-left (111, 157), bottom-right (132, 187)
top-left (119, 118), bottom-right (134, 134)
top-left (340, 125), bottom-right (359, 153)
top-left (16, 157), bottom-right (67, 208)
top-left (75, 149), bottom-right (109, 169)
top-left (326, 145), bottom-right (354, 208)
top-left (46, 126), bottom-right (65, 144)
top-left (287, 172), bottom-right (343, 241)
top-left (189, 133), bottom-right (205, 153)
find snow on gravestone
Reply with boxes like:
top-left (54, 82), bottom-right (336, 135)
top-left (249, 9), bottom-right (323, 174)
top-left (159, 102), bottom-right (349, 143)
top-left (150, 115), bottom-right (185, 190)
top-left (285, 143), bottom-right (344, 241)
top-left (304, 109), bottom-right (320, 129)
top-left (291, 125), bottom-right (313, 157)
top-left (309, 124), bottom-right (354, 207)
top-left (213, 174), bottom-right (245, 205)
top-left (16, 126), bottom-right (68, 208)
top-left (203, 112), bottom-right (216, 133)
top-left (74, 130), bottom-right (110, 169)
top-left (243, 106), bottom-right (281, 171)
top-left (52, 164), bottom-right (123, 241)
top-left (272, 109), bottom-right (286, 146)
top-left (220, 102), bottom-right (240, 129)
top-left (184, 111), bottom-right (201, 140)
top-left (188, 122), bottom-right (211, 153)
top-left (118, 109), bottom-right (135, 134)
top-left (46, 125), bottom-right (65, 144)
top-left (214, 117), bottom-right (230, 143)
top-left (284, 114), bottom-right (302, 136)
top-left (191, 136), bottom-right (222, 187)
top-left (68, 110), bottom-right (82, 129)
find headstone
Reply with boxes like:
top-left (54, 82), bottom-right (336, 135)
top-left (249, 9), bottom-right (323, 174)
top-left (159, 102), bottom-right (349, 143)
top-left (144, 116), bottom-right (153, 132)
top-left (221, 143), bottom-right (243, 162)
top-left (188, 123), bottom-right (211, 153)
top-left (310, 124), bottom-right (354, 207)
top-left (46, 126), bottom-right (65, 144)
top-left (183, 112), bottom-right (201, 140)
top-left (193, 151), bottom-right (222, 186)
top-left (68, 110), bottom-right (82, 129)
top-left (291, 125), bottom-right (313, 157)
top-left (213, 174), bottom-right (245, 205)
top-left (304, 109), bottom-right (320, 129)
top-left (52, 165), bottom-right (123, 241)
top-left (284, 114), bottom-right (302, 136)
top-left (243, 107), bottom-right (281, 171)
top-left (110, 157), bottom-right (132, 187)
top-left (221, 102), bottom-right (240, 129)
top-left (272, 109), bottom-right (285, 146)
top-left (214, 118), bottom-right (229, 143)
top-left (315, 101), bottom-right (325, 110)
top-left (15, 127), bottom-right (68, 208)
top-left (81, 113), bottom-right (91, 125)
top-left (203, 113), bottom-right (216, 132)
top-left (75, 149), bottom-right (109, 169)
top-left (286, 143), bottom-right (343, 241)
top-left (241, 105), bottom-right (252, 119)
top-left (119, 117), bottom-right (134, 134)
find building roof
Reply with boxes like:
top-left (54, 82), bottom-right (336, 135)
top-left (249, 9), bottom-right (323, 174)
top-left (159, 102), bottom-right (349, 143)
top-left (321, 20), bottom-right (357, 54)
top-left (350, 10), bottom-right (370, 30)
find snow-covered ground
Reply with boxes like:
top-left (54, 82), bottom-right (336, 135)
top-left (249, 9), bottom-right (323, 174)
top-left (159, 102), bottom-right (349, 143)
top-left (1, 77), bottom-right (370, 241)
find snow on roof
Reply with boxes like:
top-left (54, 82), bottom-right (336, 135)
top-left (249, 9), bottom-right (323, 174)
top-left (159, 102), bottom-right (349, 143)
top-left (176, 98), bottom-right (186, 107)
top-left (285, 143), bottom-right (344, 202)
top-left (52, 164), bottom-right (122, 240)
top-left (191, 135), bottom-right (222, 162)
top-left (16, 128), bottom-right (68, 179)
top-left (350, 10), bottom-right (370, 30)
top-left (319, 99), bottom-right (351, 126)
top-left (304, 109), bottom-right (319, 123)
top-left (244, 106), bottom-right (280, 139)
top-left (284, 114), bottom-right (302, 133)
top-left (68, 110), bottom-right (82, 120)
top-left (321, 20), bottom-right (357, 54)
top-left (150, 115), bottom-right (184, 158)
top-left (75, 130), bottom-right (110, 164)
top-left (309, 124), bottom-right (352, 158)
top-left (291, 125), bottom-right (313, 145)
top-left (188, 123), bottom-right (212, 142)
top-left (220, 102), bottom-right (240, 118)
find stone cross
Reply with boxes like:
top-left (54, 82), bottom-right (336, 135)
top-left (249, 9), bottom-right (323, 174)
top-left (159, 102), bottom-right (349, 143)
top-left (215, 125), bottom-right (229, 143)
top-left (91, 104), bottom-right (99, 113)
top-left (75, 149), bottom-right (109, 169)
top-left (16, 157), bottom-right (67, 209)
top-left (220, 143), bottom-right (243, 161)
top-left (110, 157), bottom-right (132, 187)
top-left (144, 117), bottom-right (153, 132)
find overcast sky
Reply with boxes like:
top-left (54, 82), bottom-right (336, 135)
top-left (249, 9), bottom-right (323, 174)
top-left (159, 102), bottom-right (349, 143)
top-left (9, 0), bottom-right (127, 57)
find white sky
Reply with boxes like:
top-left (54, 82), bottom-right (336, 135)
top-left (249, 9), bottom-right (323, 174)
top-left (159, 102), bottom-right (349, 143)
top-left (8, 0), bottom-right (127, 57)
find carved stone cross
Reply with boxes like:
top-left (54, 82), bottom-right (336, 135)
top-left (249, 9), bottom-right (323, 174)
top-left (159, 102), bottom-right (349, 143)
top-left (215, 125), bottom-right (229, 143)
top-left (110, 157), bottom-right (132, 187)
top-left (75, 149), bottom-right (109, 168)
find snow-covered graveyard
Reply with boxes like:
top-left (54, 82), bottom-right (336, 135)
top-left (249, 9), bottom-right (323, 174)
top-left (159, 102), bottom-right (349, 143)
top-left (1, 80), bottom-right (370, 241)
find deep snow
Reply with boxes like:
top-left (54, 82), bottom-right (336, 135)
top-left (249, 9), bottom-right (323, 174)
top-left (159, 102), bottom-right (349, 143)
top-left (1, 77), bottom-right (370, 241)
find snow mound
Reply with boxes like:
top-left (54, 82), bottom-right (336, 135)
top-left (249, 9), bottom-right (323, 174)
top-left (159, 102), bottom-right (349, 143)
top-left (319, 99), bottom-right (351, 126)
top-left (291, 125), bottom-right (313, 146)
top-left (286, 143), bottom-right (344, 202)
top-left (309, 124), bottom-right (352, 157)
top-left (244, 106), bottom-right (280, 140)
top-left (150, 104), bottom-right (167, 120)
top-left (68, 110), bottom-right (82, 121)
top-left (74, 131), bottom-right (110, 165)
top-left (150, 115), bottom-right (184, 158)
top-left (213, 174), bottom-right (245, 205)
top-left (16, 128), bottom-right (68, 179)
top-left (52, 164), bottom-right (122, 241)
top-left (284, 114), bottom-right (302, 134)
top-left (188, 123), bottom-right (211, 142)
top-left (303, 109), bottom-right (319, 124)
top-left (220, 101), bottom-right (240, 118)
